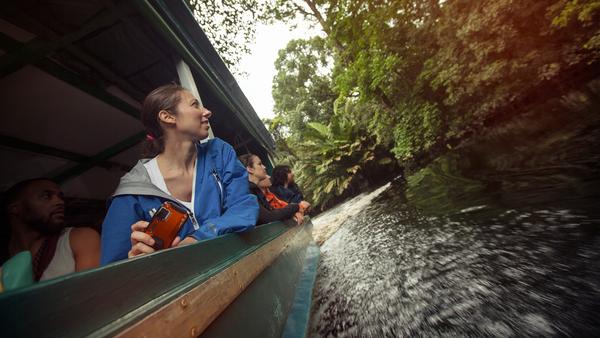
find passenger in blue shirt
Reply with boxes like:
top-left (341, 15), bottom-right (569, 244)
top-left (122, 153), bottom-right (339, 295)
top-left (100, 84), bottom-right (259, 264)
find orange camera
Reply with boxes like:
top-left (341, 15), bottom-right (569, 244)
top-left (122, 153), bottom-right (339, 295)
top-left (144, 201), bottom-right (189, 250)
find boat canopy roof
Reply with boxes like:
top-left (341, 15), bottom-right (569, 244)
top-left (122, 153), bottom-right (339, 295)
top-left (0, 0), bottom-right (274, 203)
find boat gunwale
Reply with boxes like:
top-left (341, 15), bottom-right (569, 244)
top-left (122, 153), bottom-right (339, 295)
top-left (110, 220), bottom-right (311, 337)
top-left (0, 220), bottom-right (306, 337)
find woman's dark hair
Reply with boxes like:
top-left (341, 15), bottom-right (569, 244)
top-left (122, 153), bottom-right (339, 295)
top-left (238, 154), bottom-right (256, 168)
top-left (271, 165), bottom-right (292, 187)
top-left (141, 83), bottom-right (186, 157)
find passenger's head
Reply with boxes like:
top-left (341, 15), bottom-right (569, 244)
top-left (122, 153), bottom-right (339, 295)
top-left (141, 84), bottom-right (212, 157)
top-left (2, 178), bottom-right (65, 235)
top-left (239, 154), bottom-right (268, 183)
top-left (257, 175), bottom-right (272, 189)
top-left (272, 165), bottom-right (293, 186)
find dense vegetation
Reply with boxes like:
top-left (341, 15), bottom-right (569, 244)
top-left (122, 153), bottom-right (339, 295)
top-left (192, 0), bottom-right (600, 210)
top-left (186, 0), bottom-right (271, 72)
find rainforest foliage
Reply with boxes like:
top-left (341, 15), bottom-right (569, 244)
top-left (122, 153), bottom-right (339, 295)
top-left (263, 0), bottom-right (600, 209)
top-left (185, 0), bottom-right (271, 72)
top-left (191, 0), bottom-right (600, 209)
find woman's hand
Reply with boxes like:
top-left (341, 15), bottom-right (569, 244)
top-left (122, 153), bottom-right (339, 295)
top-left (293, 212), bottom-right (304, 225)
top-left (173, 236), bottom-right (197, 246)
top-left (129, 221), bottom-right (155, 258)
top-left (299, 201), bottom-right (311, 213)
top-left (128, 221), bottom-right (197, 259)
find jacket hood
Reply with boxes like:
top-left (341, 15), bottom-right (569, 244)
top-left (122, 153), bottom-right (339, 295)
top-left (111, 159), bottom-right (172, 200)
top-left (112, 140), bottom-right (215, 200)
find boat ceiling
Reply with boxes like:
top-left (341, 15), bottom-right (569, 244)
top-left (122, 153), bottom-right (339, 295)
top-left (0, 0), bottom-right (274, 202)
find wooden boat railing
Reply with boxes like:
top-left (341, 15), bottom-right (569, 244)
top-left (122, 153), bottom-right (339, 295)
top-left (0, 219), bottom-right (319, 338)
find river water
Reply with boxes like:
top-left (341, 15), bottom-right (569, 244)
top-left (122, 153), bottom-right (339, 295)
top-left (308, 81), bottom-right (600, 336)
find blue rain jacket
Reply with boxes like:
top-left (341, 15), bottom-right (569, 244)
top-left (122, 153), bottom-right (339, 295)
top-left (100, 138), bottom-right (259, 264)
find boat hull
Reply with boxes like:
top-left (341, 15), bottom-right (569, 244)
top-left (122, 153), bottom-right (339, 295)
top-left (0, 220), bottom-right (319, 338)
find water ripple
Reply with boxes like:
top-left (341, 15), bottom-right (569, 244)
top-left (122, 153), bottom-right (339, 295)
top-left (310, 193), bottom-right (600, 337)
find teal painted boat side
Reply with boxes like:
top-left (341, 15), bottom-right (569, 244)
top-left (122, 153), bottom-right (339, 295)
top-left (0, 221), bottom-right (294, 337)
top-left (200, 221), bottom-right (315, 338)
top-left (282, 242), bottom-right (321, 338)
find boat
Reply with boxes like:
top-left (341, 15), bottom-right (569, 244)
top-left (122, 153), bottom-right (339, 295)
top-left (0, 0), bottom-right (319, 336)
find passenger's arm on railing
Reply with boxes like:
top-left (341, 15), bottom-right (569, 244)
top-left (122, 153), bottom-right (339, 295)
top-left (299, 201), bottom-right (311, 214)
top-left (258, 203), bottom-right (300, 224)
top-left (293, 211), bottom-right (304, 225)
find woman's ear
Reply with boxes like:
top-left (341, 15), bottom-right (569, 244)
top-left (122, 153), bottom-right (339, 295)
top-left (157, 110), bottom-right (176, 125)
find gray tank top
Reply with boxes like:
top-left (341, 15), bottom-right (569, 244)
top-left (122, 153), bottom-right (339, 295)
top-left (40, 227), bottom-right (75, 281)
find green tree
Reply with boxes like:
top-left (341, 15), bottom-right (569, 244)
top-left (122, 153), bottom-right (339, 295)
top-left (269, 0), bottom-right (600, 208)
top-left (325, 0), bottom-right (444, 159)
top-left (186, 0), bottom-right (271, 71)
top-left (272, 37), bottom-right (337, 137)
top-left (549, 0), bottom-right (600, 55)
top-left (415, 0), bottom-right (600, 150)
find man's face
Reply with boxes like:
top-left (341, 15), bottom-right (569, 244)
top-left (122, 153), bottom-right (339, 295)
top-left (16, 180), bottom-right (65, 235)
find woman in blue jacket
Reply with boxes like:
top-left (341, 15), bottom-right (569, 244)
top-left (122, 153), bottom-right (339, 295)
top-left (100, 84), bottom-right (259, 264)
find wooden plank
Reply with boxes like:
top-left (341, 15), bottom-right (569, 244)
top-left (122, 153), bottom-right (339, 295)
top-left (115, 223), bottom-right (307, 337)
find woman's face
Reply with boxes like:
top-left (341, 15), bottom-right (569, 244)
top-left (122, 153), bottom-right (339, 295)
top-left (249, 155), bottom-right (268, 180)
top-left (287, 171), bottom-right (294, 184)
top-left (258, 175), bottom-right (272, 189)
top-left (173, 90), bottom-right (212, 140)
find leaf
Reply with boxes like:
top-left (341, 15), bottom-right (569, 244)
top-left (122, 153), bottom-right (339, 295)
top-left (347, 165), bottom-right (361, 174)
top-left (324, 180), bottom-right (336, 194)
top-left (307, 122), bottom-right (331, 137)
top-left (378, 157), bottom-right (393, 165)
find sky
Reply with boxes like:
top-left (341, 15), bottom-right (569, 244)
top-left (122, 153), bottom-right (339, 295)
top-left (234, 21), bottom-right (319, 120)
